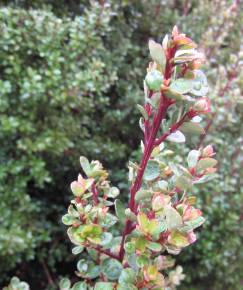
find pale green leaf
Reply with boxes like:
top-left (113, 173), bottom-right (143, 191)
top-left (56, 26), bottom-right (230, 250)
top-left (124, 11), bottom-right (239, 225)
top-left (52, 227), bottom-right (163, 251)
top-left (144, 160), bottom-right (160, 181)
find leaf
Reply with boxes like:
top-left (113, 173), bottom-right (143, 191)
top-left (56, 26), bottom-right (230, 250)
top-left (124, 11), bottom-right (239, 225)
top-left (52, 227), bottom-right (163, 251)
top-left (77, 260), bottom-right (100, 279)
top-left (99, 232), bottom-right (113, 246)
top-left (62, 214), bottom-right (77, 226)
top-left (72, 282), bottom-right (88, 290)
top-left (164, 205), bottom-right (183, 230)
top-left (175, 175), bottom-right (192, 190)
top-left (107, 187), bottom-right (120, 198)
top-left (145, 70), bottom-right (163, 91)
top-left (72, 246), bottom-right (84, 255)
top-left (144, 160), bottom-right (160, 181)
top-left (190, 70), bottom-right (208, 97)
top-left (170, 78), bottom-right (193, 94)
top-left (163, 87), bottom-right (184, 101)
top-left (59, 278), bottom-right (71, 290)
top-left (187, 150), bottom-right (200, 168)
top-left (193, 174), bottom-right (217, 184)
top-left (117, 284), bottom-right (138, 290)
top-left (148, 39), bottom-right (165, 66)
top-left (196, 158), bottom-right (217, 171)
top-left (168, 231), bottom-right (189, 247)
top-left (135, 189), bottom-right (153, 201)
top-left (157, 180), bottom-right (169, 192)
top-left (167, 130), bottom-right (185, 143)
top-left (136, 255), bottom-right (150, 267)
top-left (147, 92), bottom-right (161, 108)
top-left (94, 282), bottom-right (114, 290)
top-left (180, 122), bottom-right (205, 135)
top-left (147, 242), bottom-right (163, 252)
top-left (139, 117), bottom-right (145, 132)
top-left (100, 213), bottom-right (118, 228)
top-left (118, 268), bottom-right (136, 284)
top-left (80, 156), bottom-right (91, 175)
top-left (70, 181), bottom-right (84, 197)
top-left (137, 104), bottom-right (148, 120)
top-left (180, 216), bottom-right (205, 232)
top-left (115, 199), bottom-right (126, 225)
top-left (125, 208), bottom-right (137, 222)
top-left (101, 258), bottom-right (123, 280)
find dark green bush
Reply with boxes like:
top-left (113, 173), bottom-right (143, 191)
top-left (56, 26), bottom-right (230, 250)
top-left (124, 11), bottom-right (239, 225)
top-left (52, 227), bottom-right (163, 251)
top-left (0, 4), bottom-right (142, 282)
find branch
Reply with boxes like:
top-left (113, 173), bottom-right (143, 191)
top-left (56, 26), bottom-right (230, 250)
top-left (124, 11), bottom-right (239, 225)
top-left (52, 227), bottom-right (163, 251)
top-left (154, 112), bottom-right (190, 147)
top-left (91, 182), bottom-right (99, 205)
top-left (91, 246), bottom-right (120, 261)
top-left (40, 258), bottom-right (55, 286)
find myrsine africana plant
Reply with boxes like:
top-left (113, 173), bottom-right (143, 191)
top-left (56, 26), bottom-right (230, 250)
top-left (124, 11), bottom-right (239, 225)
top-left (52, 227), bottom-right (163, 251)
top-left (60, 26), bottom-right (217, 290)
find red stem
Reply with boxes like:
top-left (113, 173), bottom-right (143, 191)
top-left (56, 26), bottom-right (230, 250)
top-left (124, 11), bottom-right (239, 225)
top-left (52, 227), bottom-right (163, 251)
top-left (154, 112), bottom-right (190, 147)
top-left (118, 42), bottom-right (179, 262)
top-left (118, 96), bottom-right (170, 261)
top-left (91, 246), bottom-right (120, 260)
top-left (91, 182), bottom-right (99, 205)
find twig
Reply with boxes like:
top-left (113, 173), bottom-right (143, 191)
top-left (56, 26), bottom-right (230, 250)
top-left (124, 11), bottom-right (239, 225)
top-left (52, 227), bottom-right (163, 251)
top-left (40, 258), bottom-right (55, 286)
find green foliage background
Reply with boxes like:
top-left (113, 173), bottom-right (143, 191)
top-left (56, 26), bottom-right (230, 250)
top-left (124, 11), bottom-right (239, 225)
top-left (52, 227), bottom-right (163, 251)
top-left (0, 0), bottom-right (242, 289)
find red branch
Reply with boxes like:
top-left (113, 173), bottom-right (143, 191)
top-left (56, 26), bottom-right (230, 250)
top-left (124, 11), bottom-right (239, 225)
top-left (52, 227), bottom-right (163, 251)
top-left (91, 246), bottom-right (120, 260)
top-left (118, 43), bottom-right (179, 261)
top-left (154, 112), bottom-right (190, 147)
top-left (91, 182), bottom-right (99, 205)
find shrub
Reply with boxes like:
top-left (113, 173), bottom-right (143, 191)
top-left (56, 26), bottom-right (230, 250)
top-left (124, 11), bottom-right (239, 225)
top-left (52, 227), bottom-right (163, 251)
top-left (0, 1), bottom-right (242, 289)
top-left (0, 3), bottom-right (141, 279)
top-left (60, 27), bottom-right (217, 289)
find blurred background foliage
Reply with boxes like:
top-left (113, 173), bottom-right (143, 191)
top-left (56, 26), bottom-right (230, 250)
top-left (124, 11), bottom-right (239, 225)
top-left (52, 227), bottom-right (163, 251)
top-left (0, 0), bottom-right (242, 289)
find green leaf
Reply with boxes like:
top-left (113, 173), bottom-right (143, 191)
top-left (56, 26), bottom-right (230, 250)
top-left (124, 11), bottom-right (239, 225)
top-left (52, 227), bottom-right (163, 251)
top-left (101, 258), bottom-right (123, 281)
top-left (170, 78), bottom-right (193, 94)
top-left (180, 122), bottom-right (205, 135)
top-left (117, 284), bottom-right (138, 290)
top-left (147, 241), bottom-right (163, 252)
top-left (135, 189), bottom-right (153, 202)
top-left (99, 232), bottom-right (113, 246)
top-left (146, 92), bottom-right (161, 108)
top-left (115, 199), bottom-right (126, 225)
top-left (167, 130), bottom-right (185, 143)
top-left (144, 160), bottom-right (160, 181)
top-left (196, 158), bottom-right (217, 171)
top-left (137, 104), bottom-right (148, 120)
top-left (164, 205), bottom-right (183, 230)
top-left (145, 70), bottom-right (163, 91)
top-left (136, 255), bottom-right (150, 267)
top-left (193, 174), bottom-right (217, 184)
top-left (176, 175), bottom-right (192, 190)
top-left (77, 260), bottom-right (100, 279)
top-left (168, 231), bottom-right (190, 247)
top-left (94, 282), bottom-right (114, 290)
top-left (180, 216), bottom-right (205, 232)
top-left (187, 150), bottom-right (200, 168)
top-left (118, 268), bottom-right (136, 284)
top-left (107, 187), bottom-right (120, 198)
top-left (163, 87), bottom-right (184, 101)
top-left (125, 242), bottom-right (136, 254)
top-left (59, 278), bottom-right (71, 290)
top-left (100, 213), bottom-right (118, 228)
top-left (190, 70), bottom-right (208, 97)
top-left (72, 246), bottom-right (84, 255)
top-left (71, 281), bottom-right (88, 290)
top-left (62, 214), bottom-right (77, 226)
top-left (157, 180), bottom-right (168, 192)
top-left (125, 208), bottom-right (137, 222)
top-left (148, 39), bottom-right (166, 67)
top-left (80, 156), bottom-right (91, 175)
